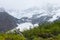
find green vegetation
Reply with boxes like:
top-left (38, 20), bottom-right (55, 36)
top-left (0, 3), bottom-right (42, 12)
top-left (0, 33), bottom-right (25, 40)
top-left (0, 20), bottom-right (60, 40)
top-left (22, 20), bottom-right (60, 40)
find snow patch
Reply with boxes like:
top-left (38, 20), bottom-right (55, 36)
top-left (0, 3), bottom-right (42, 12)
top-left (16, 22), bottom-right (33, 31)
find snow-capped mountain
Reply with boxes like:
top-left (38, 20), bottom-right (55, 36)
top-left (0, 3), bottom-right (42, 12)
top-left (6, 5), bottom-right (60, 31)
top-left (0, 4), bottom-right (60, 31)
top-left (7, 6), bottom-right (60, 31)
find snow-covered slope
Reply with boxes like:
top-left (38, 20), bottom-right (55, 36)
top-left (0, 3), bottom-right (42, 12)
top-left (3, 5), bottom-right (60, 31)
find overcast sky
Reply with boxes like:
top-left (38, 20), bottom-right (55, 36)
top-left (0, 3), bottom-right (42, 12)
top-left (0, 0), bottom-right (60, 11)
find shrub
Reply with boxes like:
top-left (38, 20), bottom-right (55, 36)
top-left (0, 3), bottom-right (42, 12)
top-left (0, 33), bottom-right (25, 40)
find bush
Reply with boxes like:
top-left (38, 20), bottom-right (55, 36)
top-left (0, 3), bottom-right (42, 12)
top-left (0, 33), bottom-right (25, 40)
top-left (22, 20), bottom-right (60, 40)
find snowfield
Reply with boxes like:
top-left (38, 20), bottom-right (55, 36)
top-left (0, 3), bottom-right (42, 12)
top-left (6, 5), bottom-right (60, 31)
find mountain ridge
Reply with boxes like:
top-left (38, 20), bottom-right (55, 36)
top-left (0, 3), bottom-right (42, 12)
top-left (0, 5), bottom-right (60, 31)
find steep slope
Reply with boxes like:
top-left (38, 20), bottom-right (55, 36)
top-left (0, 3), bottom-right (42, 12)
top-left (15, 6), bottom-right (60, 31)
top-left (0, 9), bottom-right (19, 32)
top-left (2, 5), bottom-right (60, 31)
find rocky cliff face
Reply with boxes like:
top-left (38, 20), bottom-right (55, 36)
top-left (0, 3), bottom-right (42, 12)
top-left (0, 11), bottom-right (19, 32)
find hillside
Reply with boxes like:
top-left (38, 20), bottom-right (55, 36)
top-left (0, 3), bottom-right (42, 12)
top-left (22, 20), bottom-right (60, 40)
top-left (0, 20), bottom-right (60, 40)
top-left (0, 10), bottom-right (19, 32)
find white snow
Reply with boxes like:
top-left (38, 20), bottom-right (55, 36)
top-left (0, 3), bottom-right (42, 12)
top-left (7, 6), bottom-right (60, 31)
top-left (48, 9), bottom-right (60, 22)
top-left (16, 22), bottom-right (33, 31)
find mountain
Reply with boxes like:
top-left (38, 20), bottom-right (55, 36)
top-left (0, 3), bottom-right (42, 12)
top-left (15, 6), bottom-right (60, 31)
top-left (1, 4), bottom-right (60, 32)
top-left (0, 8), bottom-right (20, 32)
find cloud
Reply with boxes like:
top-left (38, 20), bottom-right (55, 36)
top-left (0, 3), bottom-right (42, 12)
top-left (0, 0), bottom-right (60, 10)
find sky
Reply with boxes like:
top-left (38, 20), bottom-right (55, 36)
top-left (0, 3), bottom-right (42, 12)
top-left (0, 0), bottom-right (60, 19)
top-left (0, 0), bottom-right (60, 11)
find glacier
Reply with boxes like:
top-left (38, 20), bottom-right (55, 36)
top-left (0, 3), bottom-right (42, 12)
top-left (5, 5), bottom-right (60, 31)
